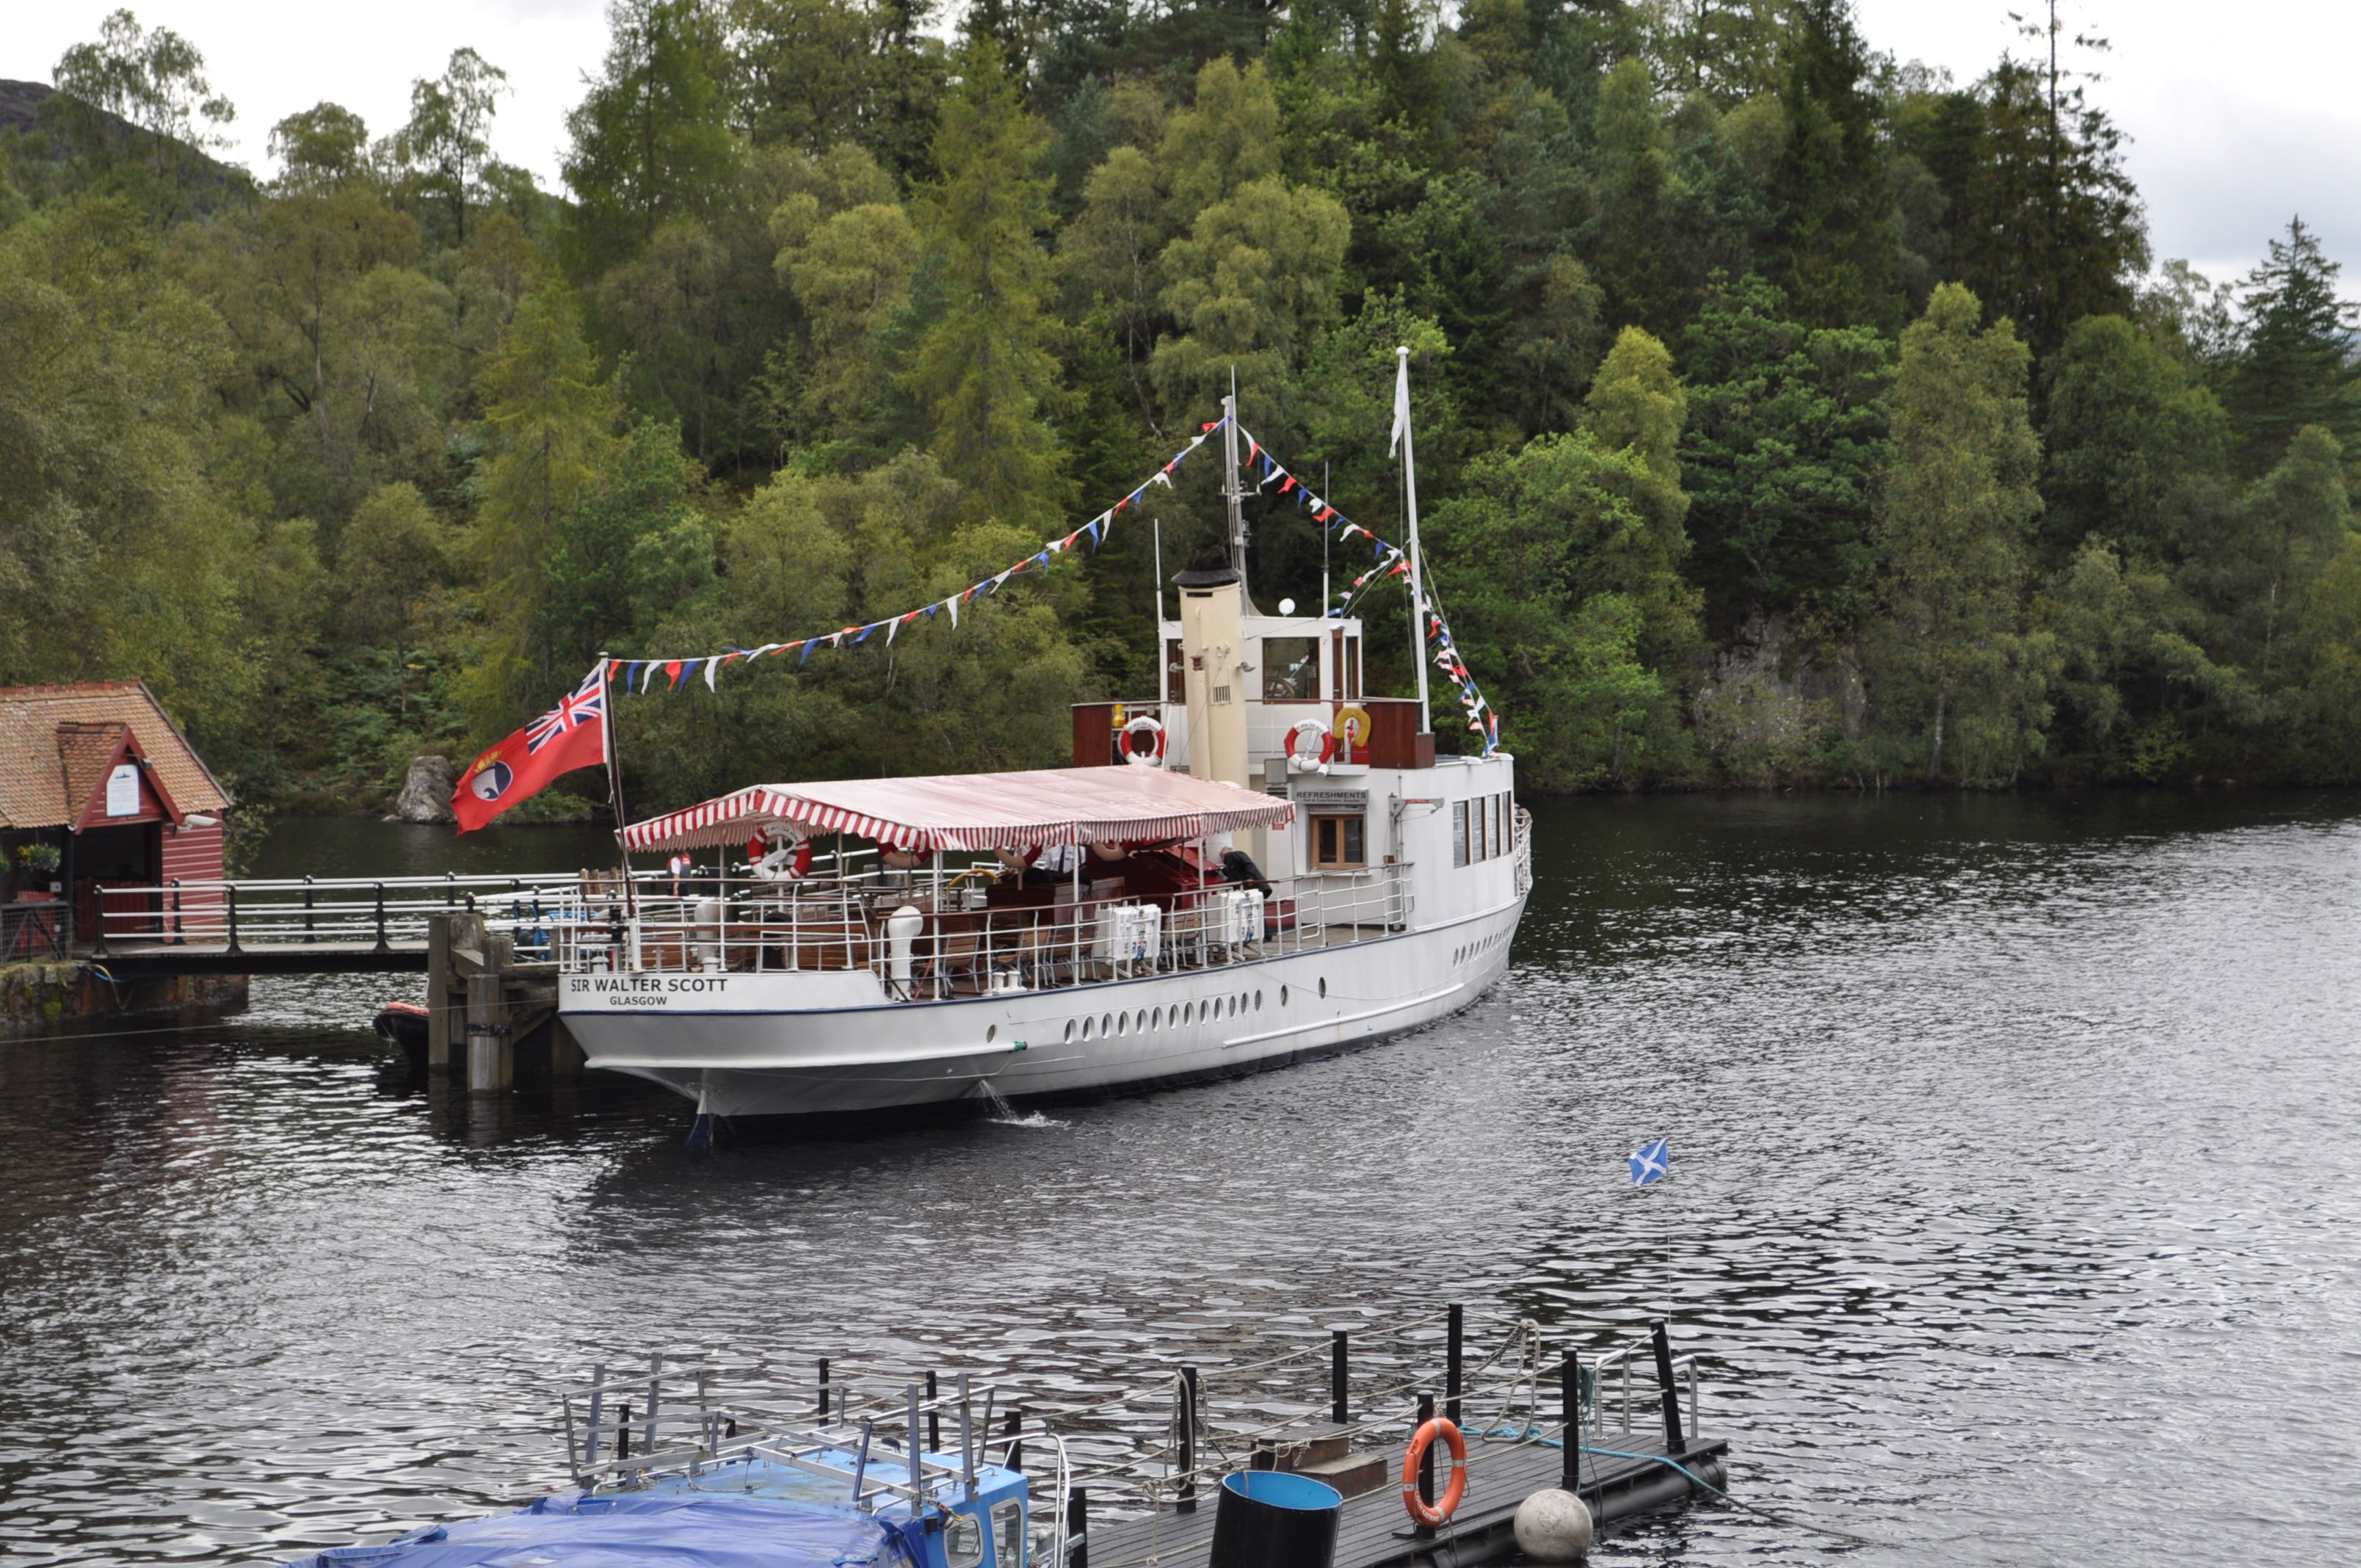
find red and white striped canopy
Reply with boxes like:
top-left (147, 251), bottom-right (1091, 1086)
top-left (620, 766), bottom-right (1295, 854)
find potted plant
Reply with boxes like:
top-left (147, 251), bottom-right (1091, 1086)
top-left (14, 843), bottom-right (61, 901)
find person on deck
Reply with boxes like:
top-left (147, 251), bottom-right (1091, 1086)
top-left (994, 843), bottom-right (1081, 886)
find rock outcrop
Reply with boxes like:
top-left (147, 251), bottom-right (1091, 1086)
top-left (391, 755), bottom-right (457, 824)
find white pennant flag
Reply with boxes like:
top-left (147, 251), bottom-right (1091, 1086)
top-left (1389, 347), bottom-right (1412, 458)
top-left (946, 595), bottom-right (960, 628)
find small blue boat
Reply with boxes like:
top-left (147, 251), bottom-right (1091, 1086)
top-left (288, 1358), bottom-right (1048, 1568)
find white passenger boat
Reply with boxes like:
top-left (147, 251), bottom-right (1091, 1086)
top-left (557, 390), bottom-right (1528, 1125)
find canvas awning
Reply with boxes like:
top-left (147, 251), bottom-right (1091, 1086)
top-left (621, 766), bottom-right (1294, 854)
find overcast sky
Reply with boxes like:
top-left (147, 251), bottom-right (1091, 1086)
top-left (6, 1), bottom-right (2354, 294)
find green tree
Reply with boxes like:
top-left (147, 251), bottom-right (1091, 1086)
top-left (49, 9), bottom-right (235, 178)
top-left (465, 286), bottom-right (624, 733)
top-left (1680, 273), bottom-right (1890, 636)
top-left (561, 0), bottom-right (739, 275)
top-left (391, 48), bottom-right (509, 247)
top-left (1870, 283), bottom-right (2049, 781)
top-left (2039, 313), bottom-right (2230, 565)
top-left (1769, 0), bottom-right (1898, 330)
top-left (904, 40), bottom-right (1070, 531)
top-left (2224, 218), bottom-right (2360, 472)
top-left (1586, 57), bottom-right (1675, 335)
top-left (340, 481), bottom-right (449, 716)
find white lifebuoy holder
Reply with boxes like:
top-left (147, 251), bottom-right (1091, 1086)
top-left (1284, 720), bottom-right (1335, 774)
top-left (751, 827), bottom-right (813, 882)
top-left (1121, 714), bottom-right (1167, 768)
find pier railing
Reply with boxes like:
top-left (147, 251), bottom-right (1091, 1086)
top-left (89, 870), bottom-right (591, 954)
top-left (548, 1307), bottom-right (1710, 1553)
top-left (552, 857), bottom-right (1416, 1001)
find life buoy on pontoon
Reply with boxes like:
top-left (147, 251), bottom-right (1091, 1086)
top-left (1121, 714), bottom-right (1167, 768)
top-left (1400, 1416), bottom-right (1468, 1528)
top-left (1283, 719), bottom-right (1335, 774)
top-left (747, 826), bottom-right (813, 882)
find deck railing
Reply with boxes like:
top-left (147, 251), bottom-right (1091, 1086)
top-left (551, 857), bottom-right (1415, 1001)
top-left (90, 870), bottom-right (592, 953)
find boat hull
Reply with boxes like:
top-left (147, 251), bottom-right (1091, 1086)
top-left (560, 898), bottom-right (1524, 1121)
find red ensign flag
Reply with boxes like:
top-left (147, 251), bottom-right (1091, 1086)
top-left (451, 668), bottom-right (608, 833)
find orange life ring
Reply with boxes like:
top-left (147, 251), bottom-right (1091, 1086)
top-left (1283, 720), bottom-right (1335, 772)
top-left (1399, 1416), bottom-right (1468, 1528)
top-left (1121, 714), bottom-right (1167, 767)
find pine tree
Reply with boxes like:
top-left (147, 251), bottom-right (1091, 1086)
top-left (2226, 217), bottom-right (2360, 473)
top-left (1769, 0), bottom-right (1899, 331)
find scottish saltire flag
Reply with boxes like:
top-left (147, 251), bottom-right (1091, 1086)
top-left (1628, 1138), bottom-right (1670, 1186)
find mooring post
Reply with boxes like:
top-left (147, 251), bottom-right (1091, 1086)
top-left (1559, 1351), bottom-right (1580, 1495)
top-left (223, 882), bottom-right (240, 956)
top-left (1331, 1329), bottom-right (1349, 1425)
top-left (818, 1357), bottom-right (831, 1417)
top-left (427, 913), bottom-right (454, 1071)
top-left (170, 879), bottom-right (183, 944)
top-left (1066, 1487), bottom-right (1088, 1568)
top-left (1446, 1304), bottom-right (1463, 1431)
top-left (1650, 1318), bottom-right (1684, 1451)
top-left (926, 1369), bottom-right (940, 1452)
top-left (1417, 1390), bottom-right (1436, 1512)
top-left (465, 965), bottom-right (511, 1094)
top-left (1176, 1367), bottom-right (1198, 1513)
top-left (372, 882), bottom-right (389, 954)
top-left (1001, 1405), bottom-right (1023, 1472)
top-left (302, 875), bottom-right (316, 943)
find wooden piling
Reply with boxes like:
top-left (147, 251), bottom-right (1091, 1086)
top-left (1331, 1329), bottom-right (1348, 1425)
top-left (427, 914), bottom-right (454, 1071)
top-left (465, 969), bottom-right (510, 1094)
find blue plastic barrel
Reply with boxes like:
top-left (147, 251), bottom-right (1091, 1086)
top-left (1207, 1470), bottom-right (1342, 1568)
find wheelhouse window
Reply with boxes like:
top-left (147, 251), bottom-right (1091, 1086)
top-left (1451, 802), bottom-right (1468, 867)
top-left (1312, 814), bottom-right (1366, 870)
top-left (1262, 637), bottom-right (1319, 700)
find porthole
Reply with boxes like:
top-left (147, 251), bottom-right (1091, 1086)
top-left (987, 1024), bottom-right (998, 1043)
top-left (1081, 1016), bottom-right (1094, 1041)
top-left (1102, 1012), bottom-right (1114, 1037)
top-left (1280, 985), bottom-right (1289, 1006)
top-left (1254, 990), bottom-right (1263, 1011)
top-left (1063, 1018), bottom-right (1076, 1042)
top-left (1116, 1012), bottom-right (1128, 1037)
top-left (1152, 1006), bottom-right (1163, 1028)
top-left (1136, 1009), bottom-right (1147, 1032)
top-left (1230, 995), bottom-right (1241, 1017)
top-left (1319, 977), bottom-right (1328, 999)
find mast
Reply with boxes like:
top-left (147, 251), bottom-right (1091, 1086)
top-left (1222, 373), bottom-right (1249, 603)
top-left (1393, 347), bottom-right (1432, 736)
top-left (598, 653), bottom-right (636, 917)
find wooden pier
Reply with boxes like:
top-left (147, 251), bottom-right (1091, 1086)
top-left (1079, 1431), bottom-right (1727, 1568)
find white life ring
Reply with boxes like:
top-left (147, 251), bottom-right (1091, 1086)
top-left (750, 827), bottom-right (813, 882)
top-left (1121, 714), bottom-right (1167, 768)
top-left (1284, 719), bottom-right (1335, 774)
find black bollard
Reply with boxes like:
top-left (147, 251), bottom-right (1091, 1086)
top-left (1330, 1330), bottom-right (1348, 1426)
top-left (1445, 1305), bottom-right (1463, 1431)
top-left (926, 1370), bottom-right (940, 1453)
top-left (1559, 1351), bottom-right (1580, 1495)
top-left (1066, 1487), bottom-right (1089, 1568)
top-left (818, 1357), bottom-right (831, 1418)
top-left (1177, 1368), bottom-right (1200, 1514)
top-left (1650, 1319), bottom-right (1684, 1451)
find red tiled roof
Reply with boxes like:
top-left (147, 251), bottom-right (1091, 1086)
top-left (0, 682), bottom-right (233, 830)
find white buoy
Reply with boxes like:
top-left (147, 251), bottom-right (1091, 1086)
top-left (1512, 1488), bottom-right (1593, 1561)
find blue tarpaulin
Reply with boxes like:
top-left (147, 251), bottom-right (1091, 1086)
top-left (286, 1492), bottom-right (925, 1567)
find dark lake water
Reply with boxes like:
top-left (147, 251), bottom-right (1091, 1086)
top-left (2, 794), bottom-right (2358, 1567)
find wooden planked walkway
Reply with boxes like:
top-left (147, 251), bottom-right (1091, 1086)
top-left (1080, 1431), bottom-right (1729, 1568)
